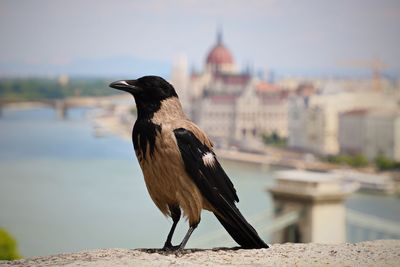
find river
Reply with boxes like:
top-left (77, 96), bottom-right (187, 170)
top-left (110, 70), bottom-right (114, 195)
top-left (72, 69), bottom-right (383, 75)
top-left (0, 107), bottom-right (399, 258)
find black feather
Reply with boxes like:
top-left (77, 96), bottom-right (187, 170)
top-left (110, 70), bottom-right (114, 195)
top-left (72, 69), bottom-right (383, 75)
top-left (173, 128), bottom-right (268, 249)
top-left (133, 120), bottom-right (161, 160)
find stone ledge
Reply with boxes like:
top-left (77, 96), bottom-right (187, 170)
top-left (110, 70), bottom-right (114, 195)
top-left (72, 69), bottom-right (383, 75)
top-left (2, 240), bottom-right (399, 267)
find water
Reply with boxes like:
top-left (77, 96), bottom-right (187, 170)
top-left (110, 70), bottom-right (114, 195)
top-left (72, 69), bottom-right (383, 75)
top-left (0, 107), bottom-right (275, 257)
top-left (0, 107), bottom-right (399, 258)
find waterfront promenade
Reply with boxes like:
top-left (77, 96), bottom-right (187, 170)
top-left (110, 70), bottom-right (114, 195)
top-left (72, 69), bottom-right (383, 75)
top-left (215, 148), bottom-right (336, 171)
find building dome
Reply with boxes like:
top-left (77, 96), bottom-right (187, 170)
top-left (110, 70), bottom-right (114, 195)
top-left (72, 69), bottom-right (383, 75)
top-left (205, 30), bottom-right (236, 73)
top-left (206, 44), bottom-right (234, 65)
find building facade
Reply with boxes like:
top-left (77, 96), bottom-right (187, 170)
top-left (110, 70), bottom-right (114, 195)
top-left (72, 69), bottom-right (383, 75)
top-left (173, 30), bottom-right (290, 149)
top-left (288, 90), bottom-right (400, 155)
top-left (339, 109), bottom-right (400, 161)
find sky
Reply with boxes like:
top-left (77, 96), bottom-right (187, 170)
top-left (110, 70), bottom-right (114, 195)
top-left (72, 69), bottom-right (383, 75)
top-left (0, 0), bottom-right (399, 77)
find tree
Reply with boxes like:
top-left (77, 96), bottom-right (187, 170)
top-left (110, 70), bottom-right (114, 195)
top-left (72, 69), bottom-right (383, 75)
top-left (0, 228), bottom-right (21, 260)
top-left (375, 154), bottom-right (400, 171)
top-left (262, 132), bottom-right (287, 147)
top-left (351, 154), bottom-right (369, 167)
top-left (325, 154), bottom-right (368, 167)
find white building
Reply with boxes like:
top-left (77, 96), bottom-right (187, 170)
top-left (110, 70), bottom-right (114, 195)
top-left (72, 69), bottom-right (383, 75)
top-left (170, 54), bottom-right (190, 113)
top-left (288, 90), bottom-right (400, 155)
top-left (188, 30), bottom-right (289, 148)
top-left (277, 76), bottom-right (396, 94)
top-left (235, 80), bottom-right (289, 141)
top-left (339, 109), bottom-right (400, 161)
top-left (195, 94), bottom-right (237, 147)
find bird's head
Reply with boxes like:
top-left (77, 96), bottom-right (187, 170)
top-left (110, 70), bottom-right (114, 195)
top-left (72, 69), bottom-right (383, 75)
top-left (109, 76), bottom-right (178, 103)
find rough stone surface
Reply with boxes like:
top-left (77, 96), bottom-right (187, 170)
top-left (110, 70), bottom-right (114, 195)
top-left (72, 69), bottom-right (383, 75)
top-left (1, 240), bottom-right (399, 267)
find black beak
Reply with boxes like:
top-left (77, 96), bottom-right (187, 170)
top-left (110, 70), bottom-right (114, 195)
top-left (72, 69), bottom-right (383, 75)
top-left (109, 80), bottom-right (140, 93)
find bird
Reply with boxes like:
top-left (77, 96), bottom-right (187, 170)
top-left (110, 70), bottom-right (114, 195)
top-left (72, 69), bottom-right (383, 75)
top-left (109, 76), bottom-right (268, 251)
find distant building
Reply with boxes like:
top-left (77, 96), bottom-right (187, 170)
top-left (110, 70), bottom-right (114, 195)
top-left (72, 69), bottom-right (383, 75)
top-left (170, 54), bottom-right (190, 113)
top-left (277, 76), bottom-right (396, 94)
top-left (288, 90), bottom-right (400, 155)
top-left (195, 94), bottom-right (237, 147)
top-left (172, 30), bottom-right (400, 154)
top-left (339, 109), bottom-right (400, 161)
top-left (337, 109), bottom-right (368, 156)
top-left (186, 30), bottom-right (289, 148)
top-left (235, 80), bottom-right (289, 142)
top-left (190, 29), bottom-right (248, 98)
top-left (205, 30), bottom-right (237, 74)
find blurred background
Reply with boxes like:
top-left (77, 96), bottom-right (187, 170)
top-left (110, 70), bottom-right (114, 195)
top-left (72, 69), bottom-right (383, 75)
top-left (1, 0), bottom-right (400, 260)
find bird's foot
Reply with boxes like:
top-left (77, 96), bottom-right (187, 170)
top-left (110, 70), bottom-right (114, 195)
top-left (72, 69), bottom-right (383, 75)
top-left (162, 243), bottom-right (181, 252)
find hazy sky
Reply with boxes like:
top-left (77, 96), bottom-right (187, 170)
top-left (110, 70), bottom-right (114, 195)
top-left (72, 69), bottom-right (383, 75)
top-left (0, 0), bottom-right (399, 77)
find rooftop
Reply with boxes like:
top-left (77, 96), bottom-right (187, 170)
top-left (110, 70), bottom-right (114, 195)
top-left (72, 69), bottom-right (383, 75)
top-left (206, 30), bottom-right (235, 67)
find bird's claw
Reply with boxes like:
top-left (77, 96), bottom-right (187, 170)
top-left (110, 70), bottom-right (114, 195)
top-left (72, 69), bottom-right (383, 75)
top-left (162, 243), bottom-right (182, 252)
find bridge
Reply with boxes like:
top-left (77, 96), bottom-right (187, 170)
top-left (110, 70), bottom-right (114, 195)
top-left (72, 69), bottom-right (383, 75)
top-left (347, 209), bottom-right (400, 241)
top-left (191, 208), bottom-right (400, 247)
top-left (192, 170), bottom-right (400, 247)
top-left (0, 95), bottom-right (129, 119)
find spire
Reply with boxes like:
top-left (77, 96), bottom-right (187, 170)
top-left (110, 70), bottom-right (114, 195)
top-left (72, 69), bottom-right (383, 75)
top-left (217, 25), bottom-right (223, 45)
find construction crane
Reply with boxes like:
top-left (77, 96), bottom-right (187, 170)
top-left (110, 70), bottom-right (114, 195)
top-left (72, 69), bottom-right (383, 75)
top-left (337, 58), bottom-right (387, 91)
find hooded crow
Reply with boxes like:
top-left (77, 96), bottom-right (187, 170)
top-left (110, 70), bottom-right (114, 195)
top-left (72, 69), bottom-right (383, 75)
top-left (110, 76), bottom-right (268, 251)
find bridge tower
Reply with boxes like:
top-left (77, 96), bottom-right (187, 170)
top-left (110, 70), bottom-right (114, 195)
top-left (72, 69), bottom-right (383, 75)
top-left (269, 170), bottom-right (357, 243)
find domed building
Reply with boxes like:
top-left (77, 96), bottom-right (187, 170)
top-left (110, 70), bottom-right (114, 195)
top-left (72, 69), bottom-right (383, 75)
top-left (190, 30), bottom-right (250, 99)
top-left (173, 29), bottom-right (289, 149)
top-left (205, 31), bottom-right (236, 74)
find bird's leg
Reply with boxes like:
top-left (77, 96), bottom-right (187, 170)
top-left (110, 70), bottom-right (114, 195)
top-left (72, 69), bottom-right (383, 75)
top-left (162, 205), bottom-right (181, 251)
top-left (177, 222), bottom-right (199, 250)
top-left (163, 221), bottom-right (179, 250)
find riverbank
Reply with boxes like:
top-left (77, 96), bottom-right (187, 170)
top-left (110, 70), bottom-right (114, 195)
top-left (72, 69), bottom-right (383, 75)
top-left (2, 240), bottom-right (399, 267)
top-left (91, 106), bottom-right (400, 195)
top-left (92, 110), bottom-right (363, 172)
top-left (91, 109), bottom-right (326, 169)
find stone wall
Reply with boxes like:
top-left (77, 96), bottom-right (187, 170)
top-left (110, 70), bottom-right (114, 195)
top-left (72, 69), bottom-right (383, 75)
top-left (2, 240), bottom-right (399, 267)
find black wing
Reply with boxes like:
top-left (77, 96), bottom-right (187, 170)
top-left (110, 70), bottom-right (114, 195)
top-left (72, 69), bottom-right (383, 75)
top-left (173, 128), bottom-right (238, 205)
top-left (174, 128), bottom-right (268, 249)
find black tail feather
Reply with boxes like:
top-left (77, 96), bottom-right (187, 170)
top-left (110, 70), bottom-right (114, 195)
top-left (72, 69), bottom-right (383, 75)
top-left (214, 199), bottom-right (268, 249)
